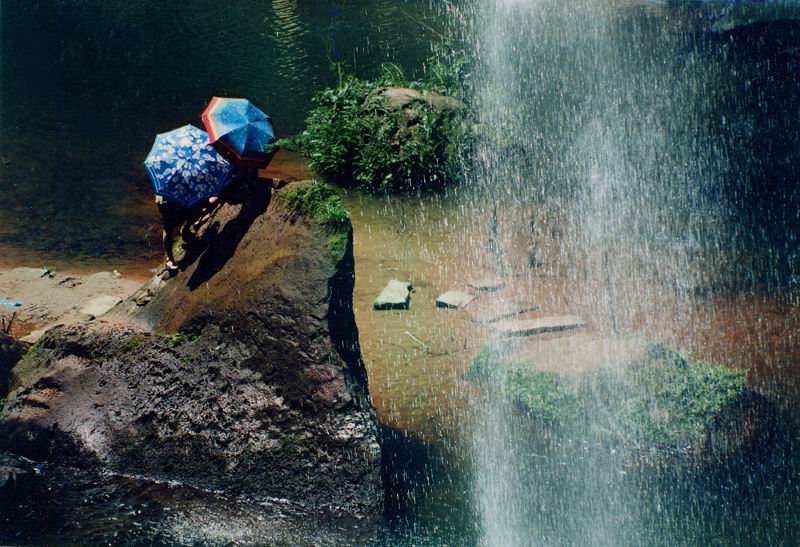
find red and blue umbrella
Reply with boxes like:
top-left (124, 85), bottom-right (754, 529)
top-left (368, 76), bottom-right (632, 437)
top-left (201, 97), bottom-right (277, 169)
top-left (144, 124), bottom-right (233, 208)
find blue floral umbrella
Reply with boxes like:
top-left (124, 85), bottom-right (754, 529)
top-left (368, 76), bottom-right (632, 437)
top-left (144, 124), bottom-right (233, 207)
top-left (201, 97), bottom-right (276, 169)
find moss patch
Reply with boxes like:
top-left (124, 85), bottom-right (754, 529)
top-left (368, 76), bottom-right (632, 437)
top-left (122, 334), bottom-right (147, 353)
top-left (24, 339), bottom-right (44, 359)
top-left (327, 232), bottom-right (348, 257)
top-left (285, 182), bottom-right (349, 231)
top-left (164, 332), bottom-right (200, 347)
top-left (468, 341), bottom-right (748, 447)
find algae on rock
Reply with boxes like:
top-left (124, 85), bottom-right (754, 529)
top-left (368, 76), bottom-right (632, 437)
top-left (467, 338), bottom-right (749, 450)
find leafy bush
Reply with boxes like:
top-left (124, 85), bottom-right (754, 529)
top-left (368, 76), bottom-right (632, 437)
top-left (289, 54), bottom-right (474, 193)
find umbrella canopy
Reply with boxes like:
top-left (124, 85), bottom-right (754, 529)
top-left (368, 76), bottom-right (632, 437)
top-left (144, 124), bottom-right (233, 208)
top-left (201, 96), bottom-right (277, 169)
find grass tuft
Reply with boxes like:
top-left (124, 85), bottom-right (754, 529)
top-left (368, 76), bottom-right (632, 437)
top-left (285, 182), bottom-right (350, 231)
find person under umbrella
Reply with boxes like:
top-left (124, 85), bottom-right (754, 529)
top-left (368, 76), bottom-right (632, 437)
top-left (201, 96), bottom-right (278, 173)
top-left (144, 124), bottom-right (234, 272)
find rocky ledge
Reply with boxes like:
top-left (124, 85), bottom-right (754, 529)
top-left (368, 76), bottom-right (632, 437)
top-left (0, 180), bottom-right (382, 519)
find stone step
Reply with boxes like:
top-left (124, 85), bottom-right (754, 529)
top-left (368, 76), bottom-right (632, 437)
top-left (467, 297), bottom-right (540, 323)
top-left (491, 315), bottom-right (588, 337)
top-left (435, 290), bottom-right (476, 309)
top-left (467, 277), bottom-right (507, 293)
top-left (373, 280), bottom-right (412, 311)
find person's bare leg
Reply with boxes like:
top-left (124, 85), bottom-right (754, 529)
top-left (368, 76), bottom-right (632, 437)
top-left (163, 227), bottom-right (178, 270)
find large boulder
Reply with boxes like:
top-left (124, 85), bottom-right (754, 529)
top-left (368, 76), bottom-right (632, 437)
top-left (0, 180), bottom-right (382, 519)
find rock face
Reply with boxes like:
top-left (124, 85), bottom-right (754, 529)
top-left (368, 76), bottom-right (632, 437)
top-left (0, 180), bottom-right (382, 519)
top-left (0, 333), bottom-right (25, 397)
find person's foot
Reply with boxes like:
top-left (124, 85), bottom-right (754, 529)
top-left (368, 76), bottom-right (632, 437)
top-left (165, 260), bottom-right (179, 272)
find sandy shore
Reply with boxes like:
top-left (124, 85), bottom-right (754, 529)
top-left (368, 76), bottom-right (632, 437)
top-left (0, 266), bottom-right (148, 340)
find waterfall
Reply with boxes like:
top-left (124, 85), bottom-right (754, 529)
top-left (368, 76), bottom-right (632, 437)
top-left (463, 1), bottom-right (766, 544)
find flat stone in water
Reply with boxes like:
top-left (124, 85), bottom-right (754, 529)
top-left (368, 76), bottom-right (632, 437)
top-left (435, 290), bottom-right (476, 309)
top-left (491, 315), bottom-right (588, 337)
top-left (507, 335), bottom-right (647, 375)
top-left (373, 280), bottom-right (412, 310)
top-left (79, 295), bottom-right (122, 319)
top-left (467, 296), bottom-right (540, 323)
top-left (468, 277), bottom-right (507, 292)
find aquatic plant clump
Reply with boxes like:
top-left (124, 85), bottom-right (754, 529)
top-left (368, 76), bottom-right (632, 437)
top-left (290, 60), bottom-right (474, 193)
top-left (467, 341), bottom-right (748, 448)
top-left (284, 181), bottom-right (350, 231)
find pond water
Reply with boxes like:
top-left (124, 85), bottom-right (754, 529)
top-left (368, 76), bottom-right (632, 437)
top-left (0, 0), bottom-right (441, 266)
top-left (2, 1), bottom-right (800, 545)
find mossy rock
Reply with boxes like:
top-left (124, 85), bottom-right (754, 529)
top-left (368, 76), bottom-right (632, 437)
top-left (283, 181), bottom-right (349, 232)
top-left (289, 61), bottom-right (474, 194)
top-left (468, 337), bottom-right (752, 455)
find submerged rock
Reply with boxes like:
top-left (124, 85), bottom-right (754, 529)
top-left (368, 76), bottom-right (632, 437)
top-left (468, 277), bottom-right (506, 293)
top-left (373, 280), bottom-right (412, 311)
top-left (0, 180), bottom-right (382, 519)
top-left (466, 294), bottom-right (539, 324)
top-left (490, 315), bottom-right (588, 337)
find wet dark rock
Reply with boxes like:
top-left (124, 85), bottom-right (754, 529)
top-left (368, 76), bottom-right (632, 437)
top-left (0, 332), bottom-right (26, 397)
top-left (0, 451), bottom-right (44, 527)
top-left (373, 280), bottom-right (412, 311)
top-left (0, 180), bottom-right (382, 519)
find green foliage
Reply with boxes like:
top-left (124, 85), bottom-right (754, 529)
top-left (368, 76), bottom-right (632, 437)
top-left (122, 334), bottom-right (146, 353)
top-left (285, 182), bottom-right (350, 230)
top-left (467, 341), bottom-right (748, 447)
top-left (506, 366), bottom-right (585, 427)
top-left (327, 232), bottom-right (348, 257)
top-left (0, 398), bottom-right (5, 415)
top-left (24, 339), bottom-right (43, 358)
top-left (165, 332), bottom-right (200, 347)
top-left (466, 345), bottom-right (584, 427)
top-left (293, 54), bottom-right (473, 193)
top-left (627, 350), bottom-right (747, 445)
